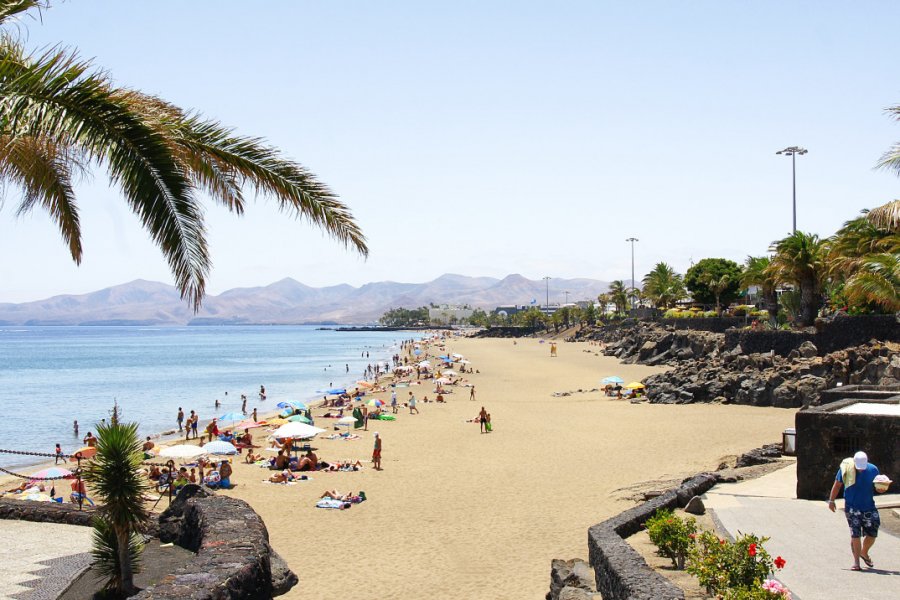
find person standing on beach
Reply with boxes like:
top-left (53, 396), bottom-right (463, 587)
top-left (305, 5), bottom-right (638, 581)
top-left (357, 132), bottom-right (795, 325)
top-left (479, 406), bottom-right (488, 433)
top-left (55, 443), bottom-right (62, 464)
top-left (391, 390), bottom-right (398, 414)
top-left (408, 392), bottom-right (418, 414)
top-left (372, 432), bottom-right (382, 470)
top-left (828, 451), bottom-right (884, 570)
top-left (470, 386), bottom-right (476, 401)
top-left (252, 407), bottom-right (258, 423)
top-left (191, 411), bottom-right (199, 439)
top-left (177, 407), bottom-right (184, 432)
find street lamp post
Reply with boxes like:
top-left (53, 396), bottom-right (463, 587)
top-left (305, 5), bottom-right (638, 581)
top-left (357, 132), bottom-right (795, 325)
top-left (542, 276), bottom-right (550, 308)
top-left (776, 146), bottom-right (808, 233)
top-left (626, 237), bottom-right (638, 311)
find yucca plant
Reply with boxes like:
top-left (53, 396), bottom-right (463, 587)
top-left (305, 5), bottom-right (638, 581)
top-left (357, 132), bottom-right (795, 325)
top-left (83, 419), bottom-right (150, 597)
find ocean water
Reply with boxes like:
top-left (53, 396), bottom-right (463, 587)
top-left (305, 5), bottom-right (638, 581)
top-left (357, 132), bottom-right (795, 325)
top-left (0, 326), bottom-right (415, 470)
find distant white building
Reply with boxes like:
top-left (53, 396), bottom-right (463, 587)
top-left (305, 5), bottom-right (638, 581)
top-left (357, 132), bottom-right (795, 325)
top-left (428, 304), bottom-right (474, 324)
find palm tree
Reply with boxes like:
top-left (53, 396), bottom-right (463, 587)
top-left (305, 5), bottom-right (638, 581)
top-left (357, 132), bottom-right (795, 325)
top-left (83, 419), bottom-right (150, 597)
top-left (828, 214), bottom-right (900, 312)
top-left (703, 273), bottom-right (731, 315)
top-left (579, 302), bottom-right (596, 328)
top-left (873, 103), bottom-right (900, 232)
top-left (608, 280), bottom-right (628, 315)
top-left (741, 256), bottom-right (778, 326)
top-left (0, 2), bottom-right (367, 310)
top-left (641, 262), bottom-right (686, 309)
top-left (768, 232), bottom-right (828, 326)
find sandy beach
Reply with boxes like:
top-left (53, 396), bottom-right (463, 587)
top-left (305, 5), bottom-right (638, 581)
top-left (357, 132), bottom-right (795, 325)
top-left (215, 335), bottom-right (795, 599)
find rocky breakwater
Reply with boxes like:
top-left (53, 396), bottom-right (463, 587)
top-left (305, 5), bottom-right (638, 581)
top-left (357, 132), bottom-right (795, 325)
top-left (643, 340), bottom-right (900, 408)
top-left (587, 321), bottom-right (725, 366)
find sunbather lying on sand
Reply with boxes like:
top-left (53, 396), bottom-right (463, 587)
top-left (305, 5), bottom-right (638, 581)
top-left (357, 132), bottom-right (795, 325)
top-left (269, 469), bottom-right (297, 483)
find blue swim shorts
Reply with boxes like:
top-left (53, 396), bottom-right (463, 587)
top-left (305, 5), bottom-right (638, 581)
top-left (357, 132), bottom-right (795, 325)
top-left (845, 508), bottom-right (880, 538)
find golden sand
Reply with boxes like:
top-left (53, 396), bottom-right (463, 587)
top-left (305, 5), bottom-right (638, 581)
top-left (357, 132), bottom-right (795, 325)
top-left (219, 336), bottom-right (795, 599)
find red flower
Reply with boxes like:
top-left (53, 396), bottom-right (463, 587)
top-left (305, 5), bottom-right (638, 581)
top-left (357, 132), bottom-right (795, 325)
top-left (689, 533), bottom-right (696, 540)
top-left (774, 556), bottom-right (786, 569)
top-left (748, 543), bottom-right (757, 557)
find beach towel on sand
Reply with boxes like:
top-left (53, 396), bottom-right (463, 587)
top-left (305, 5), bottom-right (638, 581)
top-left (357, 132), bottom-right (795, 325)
top-left (316, 499), bottom-right (348, 509)
top-left (840, 457), bottom-right (857, 489)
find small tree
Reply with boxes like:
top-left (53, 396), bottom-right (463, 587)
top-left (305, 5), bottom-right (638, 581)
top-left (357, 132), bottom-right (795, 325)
top-left (685, 258), bottom-right (743, 307)
top-left (84, 417), bottom-right (151, 597)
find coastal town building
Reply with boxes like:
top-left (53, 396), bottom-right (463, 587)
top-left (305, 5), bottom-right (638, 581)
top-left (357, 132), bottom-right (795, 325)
top-left (428, 304), bottom-right (474, 325)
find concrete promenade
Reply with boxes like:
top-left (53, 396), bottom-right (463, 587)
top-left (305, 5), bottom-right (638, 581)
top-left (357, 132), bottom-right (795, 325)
top-left (704, 462), bottom-right (900, 600)
top-left (0, 520), bottom-right (92, 599)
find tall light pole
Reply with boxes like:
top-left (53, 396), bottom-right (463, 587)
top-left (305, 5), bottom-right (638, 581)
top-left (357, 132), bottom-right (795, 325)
top-left (542, 276), bottom-right (551, 308)
top-left (626, 237), bottom-right (638, 311)
top-left (776, 146), bottom-right (808, 233)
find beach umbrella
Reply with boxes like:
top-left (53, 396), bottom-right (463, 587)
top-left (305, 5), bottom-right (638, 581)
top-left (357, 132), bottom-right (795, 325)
top-left (356, 381), bottom-right (374, 388)
top-left (202, 440), bottom-right (238, 455)
top-left (279, 409), bottom-right (294, 418)
top-left (601, 376), bottom-right (624, 384)
top-left (366, 399), bottom-right (383, 407)
top-left (624, 382), bottom-right (645, 389)
top-left (437, 355), bottom-right (451, 361)
top-left (441, 370), bottom-right (457, 377)
top-left (159, 444), bottom-right (208, 458)
top-left (272, 422), bottom-right (325, 440)
top-left (288, 414), bottom-right (312, 424)
top-left (452, 353), bottom-right (464, 359)
top-left (435, 377), bottom-right (451, 385)
top-left (277, 401), bottom-right (308, 410)
top-left (69, 446), bottom-right (96, 461)
top-left (29, 467), bottom-right (74, 480)
top-left (413, 349), bottom-right (421, 356)
top-left (417, 361), bottom-right (431, 368)
top-left (458, 359), bottom-right (471, 364)
top-left (217, 411), bottom-right (245, 426)
top-left (266, 417), bottom-right (290, 426)
top-left (322, 388), bottom-right (346, 395)
top-left (337, 416), bottom-right (357, 426)
top-left (234, 420), bottom-right (260, 430)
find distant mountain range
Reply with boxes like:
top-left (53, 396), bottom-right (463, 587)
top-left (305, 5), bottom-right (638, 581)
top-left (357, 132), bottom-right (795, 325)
top-left (0, 274), bottom-right (612, 326)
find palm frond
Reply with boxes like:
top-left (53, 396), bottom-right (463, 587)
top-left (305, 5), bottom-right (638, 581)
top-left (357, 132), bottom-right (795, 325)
top-left (865, 200), bottom-right (900, 233)
top-left (0, 0), bottom-right (44, 26)
top-left (0, 133), bottom-right (83, 260)
top-left (844, 253), bottom-right (900, 312)
top-left (0, 42), bottom-right (210, 308)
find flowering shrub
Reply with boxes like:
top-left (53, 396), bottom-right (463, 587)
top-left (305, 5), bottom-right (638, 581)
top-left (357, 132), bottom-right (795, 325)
top-left (687, 532), bottom-right (783, 595)
top-left (722, 579), bottom-right (792, 599)
top-left (645, 509), bottom-right (698, 569)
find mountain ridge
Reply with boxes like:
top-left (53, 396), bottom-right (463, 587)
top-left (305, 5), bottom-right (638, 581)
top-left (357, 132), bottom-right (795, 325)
top-left (0, 275), bottom-right (611, 325)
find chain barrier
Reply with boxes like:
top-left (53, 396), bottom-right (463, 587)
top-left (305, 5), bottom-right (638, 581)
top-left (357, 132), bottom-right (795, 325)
top-left (0, 448), bottom-right (78, 459)
top-left (0, 465), bottom-right (82, 480)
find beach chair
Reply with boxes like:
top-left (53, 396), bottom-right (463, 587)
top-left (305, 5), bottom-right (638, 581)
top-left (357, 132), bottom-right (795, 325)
top-left (70, 492), bottom-right (95, 506)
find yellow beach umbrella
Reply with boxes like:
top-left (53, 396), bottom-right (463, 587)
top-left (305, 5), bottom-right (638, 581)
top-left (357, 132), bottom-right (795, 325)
top-left (624, 382), bottom-right (645, 389)
top-left (267, 417), bottom-right (290, 426)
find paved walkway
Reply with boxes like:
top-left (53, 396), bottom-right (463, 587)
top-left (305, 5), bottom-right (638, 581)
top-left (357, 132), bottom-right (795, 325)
top-left (705, 462), bottom-right (900, 600)
top-left (0, 520), bottom-right (93, 599)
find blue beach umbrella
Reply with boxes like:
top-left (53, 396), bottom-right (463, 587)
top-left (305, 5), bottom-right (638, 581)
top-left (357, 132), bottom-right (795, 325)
top-left (322, 388), bottom-right (346, 395)
top-left (277, 401), bottom-right (307, 410)
top-left (601, 376), bottom-right (624, 384)
top-left (217, 411), bottom-right (245, 426)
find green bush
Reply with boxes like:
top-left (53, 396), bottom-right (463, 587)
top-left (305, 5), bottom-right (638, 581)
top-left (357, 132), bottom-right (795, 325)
top-left (687, 531), bottom-right (777, 595)
top-left (645, 509), bottom-right (698, 569)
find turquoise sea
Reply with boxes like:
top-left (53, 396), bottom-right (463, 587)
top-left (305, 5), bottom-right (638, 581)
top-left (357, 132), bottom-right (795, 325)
top-left (0, 326), bottom-right (415, 470)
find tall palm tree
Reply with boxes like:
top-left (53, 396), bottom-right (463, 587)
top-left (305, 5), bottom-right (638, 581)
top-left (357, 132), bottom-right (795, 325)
top-left (641, 262), bottom-right (686, 309)
top-left (844, 252), bottom-right (900, 312)
top-left (741, 256), bottom-right (779, 326)
top-left (873, 103), bottom-right (900, 232)
top-left (608, 280), bottom-right (628, 315)
top-left (83, 419), bottom-right (150, 597)
top-left (828, 214), bottom-right (900, 312)
top-left (767, 232), bottom-right (828, 326)
top-left (703, 273), bottom-right (731, 315)
top-left (0, 1), bottom-right (367, 310)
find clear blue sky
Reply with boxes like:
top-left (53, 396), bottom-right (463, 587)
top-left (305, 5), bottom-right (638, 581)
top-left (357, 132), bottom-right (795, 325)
top-left (1, 1), bottom-right (898, 303)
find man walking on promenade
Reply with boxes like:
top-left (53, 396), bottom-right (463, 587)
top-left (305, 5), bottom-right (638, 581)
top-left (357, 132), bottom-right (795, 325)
top-left (828, 451), bottom-right (883, 570)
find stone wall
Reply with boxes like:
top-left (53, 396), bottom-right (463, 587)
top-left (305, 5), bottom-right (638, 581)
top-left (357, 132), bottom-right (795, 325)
top-left (659, 317), bottom-right (745, 333)
top-left (0, 485), bottom-right (297, 599)
top-left (575, 473), bottom-right (718, 600)
top-left (726, 314), bottom-right (900, 357)
top-left (795, 396), bottom-right (900, 500)
top-left (0, 497), bottom-right (95, 526)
